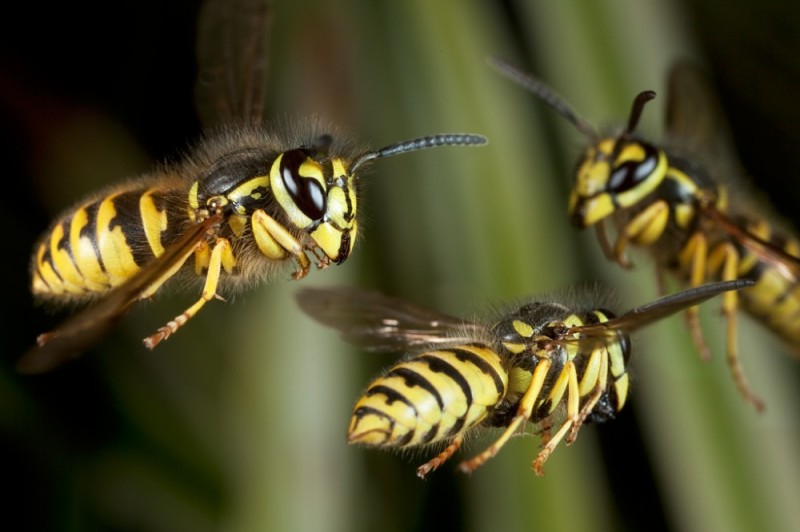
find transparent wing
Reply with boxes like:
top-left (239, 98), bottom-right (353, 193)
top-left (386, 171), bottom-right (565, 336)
top-left (565, 279), bottom-right (754, 340)
top-left (668, 62), bottom-right (800, 283)
top-left (17, 214), bottom-right (223, 374)
top-left (700, 205), bottom-right (800, 283)
top-left (665, 61), bottom-right (739, 169)
top-left (195, 0), bottom-right (272, 128)
top-left (295, 286), bottom-right (486, 352)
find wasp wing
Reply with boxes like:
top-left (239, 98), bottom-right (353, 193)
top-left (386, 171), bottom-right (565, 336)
top-left (17, 215), bottom-right (222, 374)
top-left (195, 0), bottom-right (272, 129)
top-left (564, 279), bottom-right (754, 339)
top-left (700, 204), bottom-right (800, 283)
top-left (665, 61), bottom-right (740, 171)
top-left (668, 63), bottom-right (800, 282)
top-left (295, 286), bottom-right (485, 352)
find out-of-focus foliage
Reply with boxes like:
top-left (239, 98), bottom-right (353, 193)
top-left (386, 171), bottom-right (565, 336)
top-left (2, 0), bottom-right (799, 531)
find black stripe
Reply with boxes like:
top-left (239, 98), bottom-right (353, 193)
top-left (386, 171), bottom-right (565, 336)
top-left (387, 366), bottom-right (444, 409)
top-left (38, 242), bottom-right (61, 284)
top-left (82, 201), bottom-right (107, 274)
top-left (147, 190), bottom-right (172, 251)
top-left (396, 430), bottom-right (414, 447)
top-left (452, 346), bottom-right (506, 395)
top-left (352, 405), bottom-right (394, 432)
top-left (109, 190), bottom-right (155, 267)
top-left (54, 220), bottom-right (71, 259)
top-left (446, 415), bottom-right (467, 438)
top-left (367, 385), bottom-right (415, 409)
top-left (418, 354), bottom-right (473, 408)
top-left (420, 425), bottom-right (439, 444)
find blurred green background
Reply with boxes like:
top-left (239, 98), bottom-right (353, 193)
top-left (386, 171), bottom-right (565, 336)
top-left (2, 0), bottom-right (799, 531)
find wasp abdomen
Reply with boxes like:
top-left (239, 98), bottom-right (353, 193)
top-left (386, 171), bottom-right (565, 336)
top-left (348, 344), bottom-right (508, 448)
top-left (31, 183), bottom-right (180, 300)
top-left (734, 223), bottom-right (800, 346)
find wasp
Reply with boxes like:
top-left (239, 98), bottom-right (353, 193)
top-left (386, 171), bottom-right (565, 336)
top-left (490, 58), bottom-right (800, 411)
top-left (296, 279), bottom-right (751, 478)
top-left (17, 0), bottom-right (487, 375)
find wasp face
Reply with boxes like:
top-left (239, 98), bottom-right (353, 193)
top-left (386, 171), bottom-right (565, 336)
top-left (270, 147), bottom-right (358, 264)
top-left (569, 137), bottom-right (667, 228)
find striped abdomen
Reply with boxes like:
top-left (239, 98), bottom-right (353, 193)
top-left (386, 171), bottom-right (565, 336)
top-left (732, 217), bottom-right (800, 348)
top-left (31, 181), bottom-right (183, 301)
top-left (348, 344), bottom-right (508, 448)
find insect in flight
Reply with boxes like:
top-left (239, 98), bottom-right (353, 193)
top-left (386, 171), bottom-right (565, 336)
top-left (296, 279), bottom-right (752, 478)
top-left (17, 0), bottom-right (487, 374)
top-left (489, 58), bottom-right (800, 411)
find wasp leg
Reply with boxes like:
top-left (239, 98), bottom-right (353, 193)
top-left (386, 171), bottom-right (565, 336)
top-left (678, 232), bottom-right (713, 361)
top-left (532, 390), bottom-right (602, 476)
top-left (531, 361), bottom-right (582, 476)
top-left (595, 221), bottom-right (618, 263)
top-left (416, 434), bottom-right (464, 479)
top-left (251, 210), bottom-right (311, 280)
top-left (458, 359), bottom-right (552, 474)
top-left (707, 242), bottom-right (765, 411)
top-left (143, 238), bottom-right (233, 349)
top-left (567, 345), bottom-right (609, 444)
top-left (613, 200), bottom-right (670, 270)
top-left (306, 241), bottom-right (332, 270)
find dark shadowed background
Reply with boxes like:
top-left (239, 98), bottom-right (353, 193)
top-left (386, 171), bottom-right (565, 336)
top-left (1, 1), bottom-right (799, 531)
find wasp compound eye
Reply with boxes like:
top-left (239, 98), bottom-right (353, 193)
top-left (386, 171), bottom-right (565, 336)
top-left (607, 142), bottom-right (660, 193)
top-left (280, 149), bottom-right (327, 221)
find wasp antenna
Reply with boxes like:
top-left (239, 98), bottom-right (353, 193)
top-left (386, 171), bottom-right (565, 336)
top-left (351, 133), bottom-right (487, 174)
top-left (625, 90), bottom-right (657, 135)
top-left (487, 56), bottom-right (596, 140)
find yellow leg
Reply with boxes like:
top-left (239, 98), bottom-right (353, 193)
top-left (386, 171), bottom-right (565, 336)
top-left (611, 200), bottom-right (670, 269)
top-left (531, 363), bottom-right (581, 476)
top-left (458, 360), bottom-right (551, 474)
top-left (707, 243), bottom-right (765, 411)
top-left (568, 348), bottom-right (608, 444)
top-left (143, 238), bottom-right (232, 349)
top-left (595, 221), bottom-right (618, 263)
top-left (678, 232), bottom-right (712, 361)
top-left (416, 434), bottom-right (464, 479)
top-left (251, 210), bottom-right (311, 280)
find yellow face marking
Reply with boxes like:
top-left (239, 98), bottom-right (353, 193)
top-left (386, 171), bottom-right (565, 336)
top-left (309, 222), bottom-right (345, 261)
top-left (570, 192), bottom-right (615, 227)
top-left (575, 140), bottom-right (613, 196)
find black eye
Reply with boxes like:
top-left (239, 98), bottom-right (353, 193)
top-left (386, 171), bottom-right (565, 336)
top-left (281, 149), bottom-right (327, 221)
top-left (607, 142), bottom-right (659, 193)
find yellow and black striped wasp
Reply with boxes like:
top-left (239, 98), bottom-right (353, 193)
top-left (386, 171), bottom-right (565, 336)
top-left (296, 279), bottom-right (751, 477)
top-left (490, 58), bottom-right (800, 411)
top-left (17, 0), bottom-right (487, 374)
